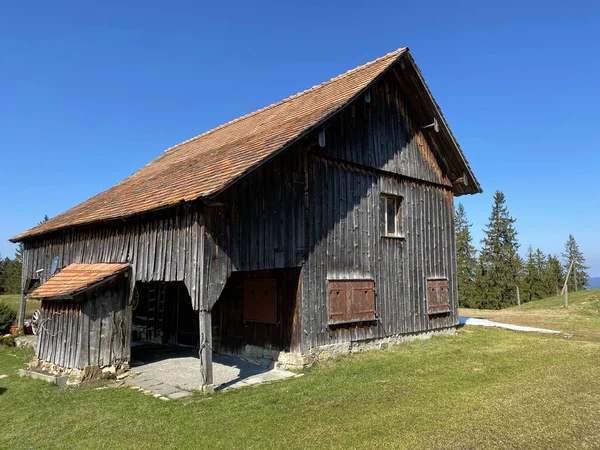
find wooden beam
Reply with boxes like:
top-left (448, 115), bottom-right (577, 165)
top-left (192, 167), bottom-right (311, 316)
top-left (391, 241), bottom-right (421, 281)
top-left (198, 308), bottom-right (213, 390)
top-left (17, 288), bottom-right (26, 328)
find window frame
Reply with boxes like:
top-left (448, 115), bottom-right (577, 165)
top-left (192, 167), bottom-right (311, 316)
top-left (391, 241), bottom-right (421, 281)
top-left (380, 194), bottom-right (404, 239)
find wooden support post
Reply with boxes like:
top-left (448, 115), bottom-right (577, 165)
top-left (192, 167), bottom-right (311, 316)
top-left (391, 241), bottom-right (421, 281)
top-left (562, 259), bottom-right (575, 309)
top-left (17, 279), bottom-right (26, 328)
top-left (198, 308), bottom-right (213, 390)
top-left (517, 286), bottom-right (521, 312)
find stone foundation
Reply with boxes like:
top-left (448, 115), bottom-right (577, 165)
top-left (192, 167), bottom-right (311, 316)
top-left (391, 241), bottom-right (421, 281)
top-left (242, 327), bottom-right (458, 370)
top-left (24, 359), bottom-right (130, 386)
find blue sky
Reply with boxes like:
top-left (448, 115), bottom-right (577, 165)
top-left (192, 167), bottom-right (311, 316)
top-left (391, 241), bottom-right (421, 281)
top-left (1, 1), bottom-right (598, 276)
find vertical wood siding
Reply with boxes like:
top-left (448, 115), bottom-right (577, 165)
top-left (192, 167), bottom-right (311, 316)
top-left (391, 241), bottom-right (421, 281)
top-left (200, 150), bottom-right (307, 309)
top-left (36, 272), bottom-right (131, 369)
top-left (301, 155), bottom-right (457, 351)
top-left (22, 206), bottom-right (205, 309)
top-left (298, 70), bottom-right (459, 351)
top-left (320, 72), bottom-right (451, 188)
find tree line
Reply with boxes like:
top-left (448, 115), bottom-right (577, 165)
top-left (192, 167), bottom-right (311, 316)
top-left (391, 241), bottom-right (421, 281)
top-left (455, 191), bottom-right (590, 309)
top-left (0, 216), bottom-right (48, 295)
top-left (0, 244), bottom-right (23, 295)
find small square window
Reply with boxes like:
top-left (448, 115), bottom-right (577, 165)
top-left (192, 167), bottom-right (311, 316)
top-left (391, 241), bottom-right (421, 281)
top-left (380, 195), bottom-right (403, 237)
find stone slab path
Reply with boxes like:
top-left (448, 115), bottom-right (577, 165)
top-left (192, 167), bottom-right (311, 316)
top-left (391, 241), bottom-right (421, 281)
top-left (125, 351), bottom-right (297, 399)
top-left (459, 316), bottom-right (561, 334)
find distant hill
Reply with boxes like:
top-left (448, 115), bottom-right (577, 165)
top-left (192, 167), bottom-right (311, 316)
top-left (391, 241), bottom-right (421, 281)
top-left (589, 277), bottom-right (600, 289)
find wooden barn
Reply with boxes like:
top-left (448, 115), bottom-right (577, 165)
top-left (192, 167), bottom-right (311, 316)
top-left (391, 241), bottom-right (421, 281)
top-left (12, 47), bottom-right (481, 388)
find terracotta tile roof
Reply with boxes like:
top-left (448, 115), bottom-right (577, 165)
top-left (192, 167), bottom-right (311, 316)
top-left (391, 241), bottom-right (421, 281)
top-left (28, 263), bottom-right (130, 299)
top-left (12, 48), bottom-right (408, 241)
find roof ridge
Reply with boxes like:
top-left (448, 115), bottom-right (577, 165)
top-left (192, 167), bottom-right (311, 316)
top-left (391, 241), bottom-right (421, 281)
top-left (161, 47), bottom-right (407, 155)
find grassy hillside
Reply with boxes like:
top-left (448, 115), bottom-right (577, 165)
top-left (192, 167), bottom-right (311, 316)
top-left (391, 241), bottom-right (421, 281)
top-left (1, 290), bottom-right (599, 449)
top-left (0, 294), bottom-right (41, 319)
top-left (461, 288), bottom-right (600, 341)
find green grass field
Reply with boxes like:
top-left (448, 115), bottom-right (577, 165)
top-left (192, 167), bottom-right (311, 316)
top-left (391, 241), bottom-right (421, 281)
top-left (0, 294), bottom-right (41, 319)
top-left (1, 290), bottom-right (599, 449)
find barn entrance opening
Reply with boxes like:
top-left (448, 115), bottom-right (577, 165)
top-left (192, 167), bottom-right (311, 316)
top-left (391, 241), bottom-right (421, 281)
top-left (131, 281), bottom-right (198, 350)
top-left (212, 267), bottom-right (301, 361)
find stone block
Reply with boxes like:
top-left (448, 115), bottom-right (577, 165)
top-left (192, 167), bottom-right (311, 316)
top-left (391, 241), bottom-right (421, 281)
top-left (168, 391), bottom-right (193, 400)
top-left (18, 369), bottom-right (69, 387)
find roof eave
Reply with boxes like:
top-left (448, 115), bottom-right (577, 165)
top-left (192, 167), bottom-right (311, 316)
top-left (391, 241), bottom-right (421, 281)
top-left (401, 53), bottom-right (482, 196)
top-left (27, 266), bottom-right (130, 300)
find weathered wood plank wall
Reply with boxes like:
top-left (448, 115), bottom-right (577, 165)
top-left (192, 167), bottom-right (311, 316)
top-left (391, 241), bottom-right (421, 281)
top-left (211, 268), bottom-right (302, 354)
top-left (36, 271), bottom-right (131, 369)
top-left (319, 74), bottom-right (451, 189)
top-left (36, 300), bottom-right (82, 368)
top-left (201, 150), bottom-right (307, 309)
top-left (301, 155), bottom-right (457, 350)
top-left (299, 71), bottom-right (458, 351)
top-left (21, 206), bottom-right (205, 309)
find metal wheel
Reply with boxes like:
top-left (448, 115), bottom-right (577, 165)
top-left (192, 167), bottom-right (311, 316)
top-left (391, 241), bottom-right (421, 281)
top-left (31, 309), bottom-right (41, 335)
top-left (132, 286), bottom-right (140, 310)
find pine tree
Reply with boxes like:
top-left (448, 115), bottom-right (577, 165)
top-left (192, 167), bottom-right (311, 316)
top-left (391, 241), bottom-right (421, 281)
top-left (523, 247), bottom-right (547, 301)
top-left (523, 246), bottom-right (536, 302)
top-left (477, 191), bottom-right (522, 309)
top-left (2, 257), bottom-right (22, 294)
top-left (454, 203), bottom-right (478, 307)
top-left (562, 235), bottom-right (589, 291)
top-left (15, 243), bottom-right (23, 263)
top-left (0, 253), bottom-right (4, 294)
top-left (544, 254), bottom-right (564, 297)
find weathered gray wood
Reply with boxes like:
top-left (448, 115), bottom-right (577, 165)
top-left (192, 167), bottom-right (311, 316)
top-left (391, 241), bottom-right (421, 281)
top-left (17, 287), bottom-right (26, 328)
top-left (198, 308), bottom-right (213, 387)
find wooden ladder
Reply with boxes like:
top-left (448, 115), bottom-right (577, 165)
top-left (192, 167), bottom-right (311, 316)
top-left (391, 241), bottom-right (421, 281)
top-left (156, 283), bottom-right (167, 336)
top-left (147, 286), bottom-right (156, 338)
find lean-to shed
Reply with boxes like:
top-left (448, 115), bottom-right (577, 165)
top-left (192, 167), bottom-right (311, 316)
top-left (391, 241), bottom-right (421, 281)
top-left (28, 263), bottom-right (132, 369)
top-left (11, 47), bottom-right (481, 387)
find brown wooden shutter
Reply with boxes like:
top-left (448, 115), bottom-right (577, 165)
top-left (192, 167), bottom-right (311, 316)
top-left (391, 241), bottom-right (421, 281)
top-left (427, 279), bottom-right (450, 314)
top-left (328, 280), bottom-right (376, 324)
top-left (328, 281), bottom-right (349, 324)
top-left (350, 280), bottom-right (376, 322)
top-left (244, 279), bottom-right (277, 324)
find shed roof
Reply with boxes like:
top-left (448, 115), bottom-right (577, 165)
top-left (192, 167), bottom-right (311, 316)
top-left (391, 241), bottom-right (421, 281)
top-left (28, 263), bottom-right (130, 300)
top-left (11, 47), bottom-right (480, 242)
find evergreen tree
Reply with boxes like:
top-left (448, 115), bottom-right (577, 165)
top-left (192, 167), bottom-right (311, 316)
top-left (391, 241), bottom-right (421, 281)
top-left (0, 216), bottom-right (48, 295)
top-left (477, 191), bottom-right (522, 309)
top-left (544, 254), bottom-right (564, 297)
top-left (15, 243), bottom-right (23, 263)
top-left (454, 203), bottom-right (478, 307)
top-left (0, 253), bottom-right (4, 294)
top-left (523, 247), bottom-right (547, 301)
top-left (562, 235), bottom-right (589, 291)
top-left (523, 246), bottom-right (536, 302)
top-left (1, 257), bottom-right (22, 294)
